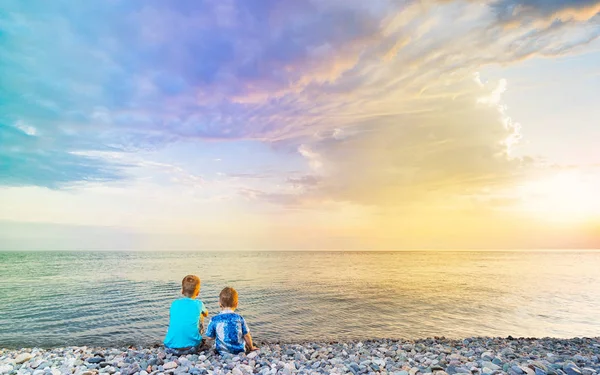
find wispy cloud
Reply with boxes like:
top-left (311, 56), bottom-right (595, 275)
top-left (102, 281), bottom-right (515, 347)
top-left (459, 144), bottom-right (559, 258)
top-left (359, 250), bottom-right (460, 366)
top-left (491, 0), bottom-right (600, 24)
top-left (1, 0), bottom-right (599, 191)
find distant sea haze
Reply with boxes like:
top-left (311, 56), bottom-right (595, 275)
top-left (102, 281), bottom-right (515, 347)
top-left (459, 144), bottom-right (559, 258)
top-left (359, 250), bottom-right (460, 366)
top-left (1, 251), bottom-right (599, 348)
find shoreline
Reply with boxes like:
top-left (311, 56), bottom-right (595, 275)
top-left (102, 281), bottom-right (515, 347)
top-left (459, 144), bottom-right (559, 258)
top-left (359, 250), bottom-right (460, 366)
top-left (2, 337), bottom-right (599, 375)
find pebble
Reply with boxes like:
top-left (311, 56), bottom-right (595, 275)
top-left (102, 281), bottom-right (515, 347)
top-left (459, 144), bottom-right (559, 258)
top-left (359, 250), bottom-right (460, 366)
top-left (482, 362), bottom-right (501, 371)
top-left (565, 365), bottom-right (584, 375)
top-left (15, 353), bottom-right (33, 364)
top-left (0, 337), bottom-right (598, 375)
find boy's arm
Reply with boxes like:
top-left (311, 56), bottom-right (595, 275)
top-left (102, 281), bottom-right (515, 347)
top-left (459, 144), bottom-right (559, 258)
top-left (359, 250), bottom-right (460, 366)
top-left (200, 301), bottom-right (209, 317)
top-left (241, 317), bottom-right (258, 351)
top-left (243, 333), bottom-right (258, 351)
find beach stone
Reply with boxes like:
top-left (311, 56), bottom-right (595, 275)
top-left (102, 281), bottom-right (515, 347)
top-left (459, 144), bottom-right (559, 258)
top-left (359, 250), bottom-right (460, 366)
top-left (15, 353), bottom-right (33, 364)
top-left (581, 369), bottom-right (596, 375)
top-left (88, 358), bottom-right (104, 364)
top-left (446, 366), bottom-right (458, 375)
top-left (512, 366), bottom-right (525, 374)
top-left (482, 362), bottom-right (500, 371)
top-left (163, 362), bottom-right (178, 370)
top-left (0, 365), bottom-right (13, 374)
top-left (536, 368), bottom-right (548, 375)
top-left (532, 362), bottom-right (548, 372)
top-left (126, 364), bottom-right (140, 375)
top-left (564, 365), bottom-right (583, 375)
top-left (247, 352), bottom-right (258, 360)
top-left (492, 359), bottom-right (502, 366)
top-left (50, 369), bottom-right (61, 375)
top-left (32, 370), bottom-right (45, 375)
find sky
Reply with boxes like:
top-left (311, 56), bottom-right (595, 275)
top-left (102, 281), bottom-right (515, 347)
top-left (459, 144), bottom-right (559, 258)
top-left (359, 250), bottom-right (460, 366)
top-left (1, 0), bottom-right (600, 250)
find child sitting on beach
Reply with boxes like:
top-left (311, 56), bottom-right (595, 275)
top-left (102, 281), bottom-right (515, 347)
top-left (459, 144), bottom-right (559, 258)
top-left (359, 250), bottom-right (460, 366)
top-left (204, 287), bottom-right (258, 355)
top-left (164, 275), bottom-right (209, 354)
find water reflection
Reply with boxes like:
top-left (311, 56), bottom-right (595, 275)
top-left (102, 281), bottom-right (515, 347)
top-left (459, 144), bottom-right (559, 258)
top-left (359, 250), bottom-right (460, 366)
top-left (1, 251), bottom-right (599, 348)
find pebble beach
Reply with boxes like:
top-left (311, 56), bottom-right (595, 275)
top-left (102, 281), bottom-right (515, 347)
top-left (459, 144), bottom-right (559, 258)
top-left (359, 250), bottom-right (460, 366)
top-left (2, 337), bottom-right (600, 375)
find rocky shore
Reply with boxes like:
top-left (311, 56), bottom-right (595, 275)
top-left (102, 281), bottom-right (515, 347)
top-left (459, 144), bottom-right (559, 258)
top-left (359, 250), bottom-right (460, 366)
top-left (2, 337), bottom-right (600, 375)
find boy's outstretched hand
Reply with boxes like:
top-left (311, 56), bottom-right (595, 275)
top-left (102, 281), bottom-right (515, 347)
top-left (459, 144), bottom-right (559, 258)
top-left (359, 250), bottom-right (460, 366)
top-left (244, 333), bottom-right (258, 353)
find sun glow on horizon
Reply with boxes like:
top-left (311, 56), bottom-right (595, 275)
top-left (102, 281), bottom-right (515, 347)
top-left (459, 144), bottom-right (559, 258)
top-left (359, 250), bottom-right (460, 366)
top-left (519, 172), bottom-right (600, 223)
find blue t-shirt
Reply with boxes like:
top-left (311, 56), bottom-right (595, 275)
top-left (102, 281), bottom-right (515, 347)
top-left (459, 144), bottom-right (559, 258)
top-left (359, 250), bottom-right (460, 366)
top-left (205, 310), bottom-right (249, 354)
top-left (164, 297), bottom-right (208, 349)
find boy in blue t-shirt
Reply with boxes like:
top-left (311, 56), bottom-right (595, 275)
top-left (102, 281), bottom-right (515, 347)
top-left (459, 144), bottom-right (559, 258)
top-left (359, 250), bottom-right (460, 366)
top-left (204, 287), bottom-right (258, 355)
top-left (164, 275), bottom-right (209, 354)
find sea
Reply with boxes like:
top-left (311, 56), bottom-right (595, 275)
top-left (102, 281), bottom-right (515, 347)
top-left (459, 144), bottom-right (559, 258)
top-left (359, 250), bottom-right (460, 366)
top-left (1, 251), bottom-right (599, 349)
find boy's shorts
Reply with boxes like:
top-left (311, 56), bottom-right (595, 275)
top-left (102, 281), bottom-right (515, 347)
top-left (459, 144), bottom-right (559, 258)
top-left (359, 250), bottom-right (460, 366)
top-left (164, 324), bottom-right (210, 356)
top-left (165, 339), bottom-right (212, 356)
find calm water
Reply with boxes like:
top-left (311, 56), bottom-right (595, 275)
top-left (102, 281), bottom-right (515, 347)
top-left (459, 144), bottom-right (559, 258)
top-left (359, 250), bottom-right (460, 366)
top-left (1, 251), bottom-right (600, 348)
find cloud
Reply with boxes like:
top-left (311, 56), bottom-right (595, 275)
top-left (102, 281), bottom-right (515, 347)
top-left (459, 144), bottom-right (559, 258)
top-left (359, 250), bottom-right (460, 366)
top-left (257, 76), bottom-right (527, 208)
top-left (492, 0), bottom-right (600, 24)
top-left (1, 0), bottom-right (599, 188)
top-left (297, 145), bottom-right (324, 172)
top-left (0, 123), bottom-right (125, 188)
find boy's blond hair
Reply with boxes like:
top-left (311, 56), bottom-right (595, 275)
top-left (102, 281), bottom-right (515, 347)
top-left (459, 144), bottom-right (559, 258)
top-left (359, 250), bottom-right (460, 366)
top-left (181, 275), bottom-right (200, 297)
top-left (219, 287), bottom-right (238, 308)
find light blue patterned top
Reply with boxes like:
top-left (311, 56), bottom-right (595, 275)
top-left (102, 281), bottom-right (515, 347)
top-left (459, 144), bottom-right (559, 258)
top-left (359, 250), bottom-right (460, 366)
top-left (164, 297), bottom-right (208, 349)
top-left (205, 309), bottom-right (249, 354)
